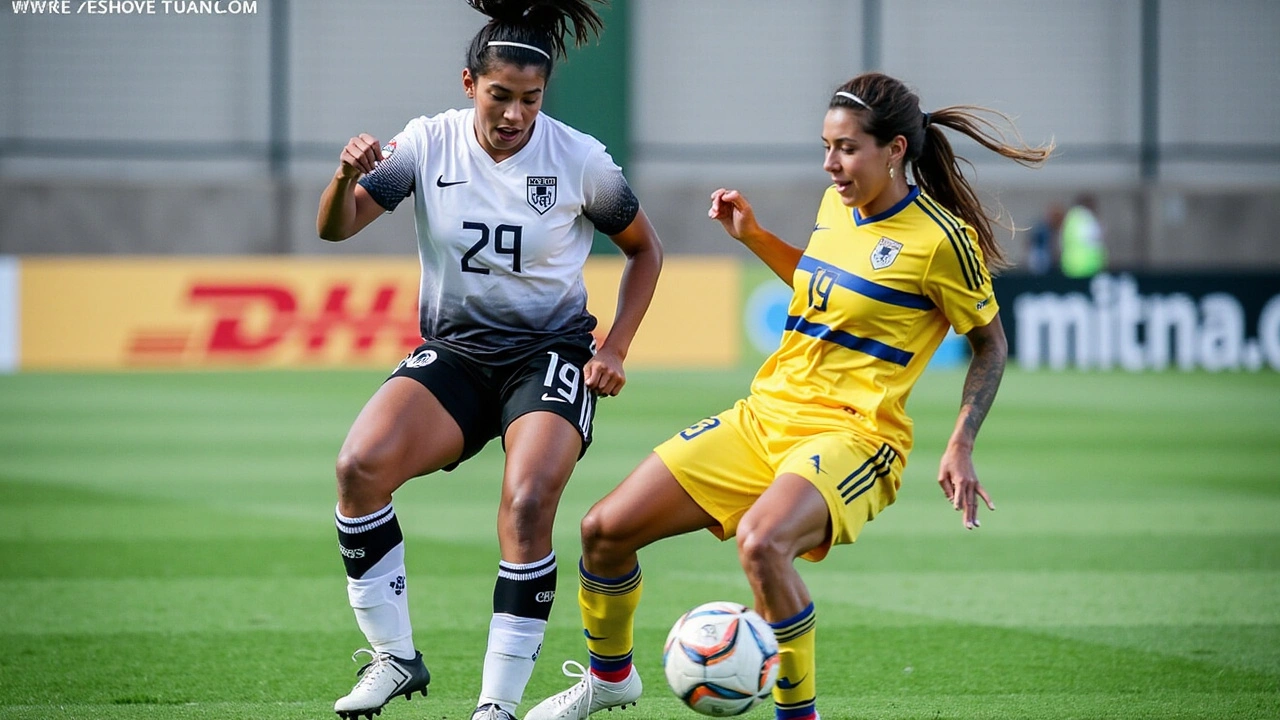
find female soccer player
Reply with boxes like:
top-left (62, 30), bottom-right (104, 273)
top-left (315, 2), bottom-right (662, 719)
top-left (525, 72), bottom-right (1051, 720)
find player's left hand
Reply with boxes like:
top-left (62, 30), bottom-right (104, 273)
top-left (584, 347), bottom-right (626, 397)
top-left (937, 445), bottom-right (995, 530)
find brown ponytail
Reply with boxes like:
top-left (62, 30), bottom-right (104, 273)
top-left (831, 73), bottom-right (1054, 272)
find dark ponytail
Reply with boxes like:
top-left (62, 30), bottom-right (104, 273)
top-left (465, 0), bottom-right (606, 80)
top-left (831, 72), bottom-right (1054, 272)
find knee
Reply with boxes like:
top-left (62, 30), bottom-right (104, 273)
top-left (736, 521), bottom-right (788, 573)
top-left (335, 446), bottom-right (389, 510)
top-left (580, 507), bottom-right (608, 552)
top-left (503, 484), bottom-right (557, 531)
top-left (335, 447), bottom-right (371, 487)
top-left (580, 505), bottom-right (627, 561)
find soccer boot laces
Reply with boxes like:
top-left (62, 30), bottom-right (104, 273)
top-left (523, 659), bottom-right (642, 720)
top-left (333, 648), bottom-right (431, 720)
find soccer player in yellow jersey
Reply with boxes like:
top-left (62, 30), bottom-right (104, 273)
top-left (526, 72), bottom-right (1053, 720)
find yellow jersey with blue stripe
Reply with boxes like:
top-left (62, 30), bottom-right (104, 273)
top-left (749, 185), bottom-right (999, 460)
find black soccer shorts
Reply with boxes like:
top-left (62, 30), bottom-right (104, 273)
top-left (388, 337), bottom-right (596, 468)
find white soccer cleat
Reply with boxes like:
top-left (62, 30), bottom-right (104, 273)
top-left (524, 659), bottom-right (642, 720)
top-left (333, 648), bottom-right (431, 720)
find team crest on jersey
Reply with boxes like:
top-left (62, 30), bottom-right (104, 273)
top-left (871, 237), bottom-right (904, 270)
top-left (381, 139), bottom-right (397, 158)
top-left (527, 176), bottom-right (557, 214)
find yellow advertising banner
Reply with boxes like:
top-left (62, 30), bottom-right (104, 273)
top-left (18, 256), bottom-right (738, 370)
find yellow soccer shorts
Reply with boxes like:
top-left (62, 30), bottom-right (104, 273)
top-left (654, 396), bottom-right (902, 562)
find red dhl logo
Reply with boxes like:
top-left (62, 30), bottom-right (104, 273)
top-left (127, 282), bottom-right (422, 363)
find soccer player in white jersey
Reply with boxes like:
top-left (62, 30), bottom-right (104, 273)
top-left (526, 72), bottom-right (1051, 720)
top-left (315, 2), bottom-right (662, 719)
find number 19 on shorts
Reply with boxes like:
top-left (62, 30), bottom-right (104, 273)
top-left (542, 351), bottom-right (581, 404)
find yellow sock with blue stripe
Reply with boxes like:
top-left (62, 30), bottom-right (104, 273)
top-left (770, 602), bottom-right (817, 720)
top-left (577, 559), bottom-right (643, 681)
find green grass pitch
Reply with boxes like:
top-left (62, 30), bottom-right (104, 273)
top-left (1, 367), bottom-right (1278, 719)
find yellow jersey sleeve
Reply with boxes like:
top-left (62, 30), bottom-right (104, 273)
top-left (922, 223), bottom-right (999, 335)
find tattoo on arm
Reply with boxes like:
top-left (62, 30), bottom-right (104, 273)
top-left (959, 332), bottom-right (1007, 443)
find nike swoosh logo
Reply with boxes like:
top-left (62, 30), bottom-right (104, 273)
top-left (436, 175), bottom-right (468, 187)
top-left (540, 393), bottom-right (570, 404)
top-left (777, 674), bottom-right (808, 690)
top-left (813, 225), bottom-right (830, 231)
top-left (583, 630), bottom-right (607, 641)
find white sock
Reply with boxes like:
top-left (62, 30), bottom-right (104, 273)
top-left (347, 550), bottom-right (415, 660)
top-left (478, 613), bottom-right (547, 712)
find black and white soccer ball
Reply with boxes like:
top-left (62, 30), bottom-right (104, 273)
top-left (662, 601), bottom-right (780, 716)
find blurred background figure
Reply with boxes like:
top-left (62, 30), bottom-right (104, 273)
top-left (1059, 194), bottom-right (1106, 279)
top-left (1026, 202), bottom-right (1064, 276)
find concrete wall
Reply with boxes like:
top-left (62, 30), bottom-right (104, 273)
top-left (2, 0), bottom-right (1279, 266)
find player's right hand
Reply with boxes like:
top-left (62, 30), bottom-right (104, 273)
top-left (708, 188), bottom-right (761, 242)
top-left (338, 134), bottom-right (383, 178)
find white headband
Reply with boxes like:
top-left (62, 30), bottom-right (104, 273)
top-left (487, 41), bottom-right (551, 60)
top-left (835, 91), bottom-right (871, 110)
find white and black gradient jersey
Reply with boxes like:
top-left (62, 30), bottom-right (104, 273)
top-left (358, 108), bottom-right (640, 360)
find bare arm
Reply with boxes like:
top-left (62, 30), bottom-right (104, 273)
top-left (317, 133), bottom-right (390, 241)
top-left (937, 313), bottom-right (1008, 529)
top-left (708, 188), bottom-right (804, 285)
top-left (583, 207), bottom-right (664, 397)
